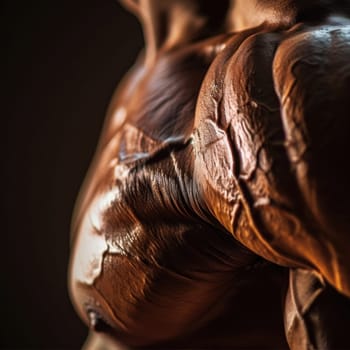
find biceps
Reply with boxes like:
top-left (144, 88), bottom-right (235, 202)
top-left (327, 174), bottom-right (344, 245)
top-left (192, 30), bottom-right (305, 270)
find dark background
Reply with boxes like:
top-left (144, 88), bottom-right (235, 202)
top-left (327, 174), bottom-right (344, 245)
top-left (4, 1), bottom-right (143, 348)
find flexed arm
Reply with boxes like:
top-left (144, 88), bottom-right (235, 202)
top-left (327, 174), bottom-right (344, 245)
top-left (192, 16), bottom-right (350, 349)
top-left (193, 18), bottom-right (350, 297)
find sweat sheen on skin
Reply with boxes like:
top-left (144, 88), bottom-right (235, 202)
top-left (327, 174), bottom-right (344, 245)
top-left (69, 1), bottom-right (350, 349)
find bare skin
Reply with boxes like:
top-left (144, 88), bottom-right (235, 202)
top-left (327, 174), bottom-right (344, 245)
top-left (69, 1), bottom-right (350, 348)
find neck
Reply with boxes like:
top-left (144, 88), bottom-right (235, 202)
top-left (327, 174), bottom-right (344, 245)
top-left (227, 0), bottom-right (333, 31)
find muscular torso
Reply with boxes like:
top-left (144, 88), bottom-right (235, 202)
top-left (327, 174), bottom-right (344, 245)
top-left (69, 11), bottom-right (350, 349)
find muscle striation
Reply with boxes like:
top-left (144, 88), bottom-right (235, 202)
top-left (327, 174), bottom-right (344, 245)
top-left (69, 9), bottom-right (350, 348)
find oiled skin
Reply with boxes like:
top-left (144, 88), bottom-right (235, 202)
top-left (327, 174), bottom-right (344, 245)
top-left (69, 1), bottom-right (350, 349)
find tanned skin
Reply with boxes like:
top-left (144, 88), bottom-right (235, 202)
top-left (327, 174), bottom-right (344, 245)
top-left (69, 1), bottom-right (350, 348)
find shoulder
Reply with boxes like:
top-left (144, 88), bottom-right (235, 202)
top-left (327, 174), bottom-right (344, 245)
top-left (273, 18), bottom-right (350, 97)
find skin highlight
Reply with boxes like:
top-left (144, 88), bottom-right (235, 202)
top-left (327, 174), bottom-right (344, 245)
top-left (69, 1), bottom-right (350, 348)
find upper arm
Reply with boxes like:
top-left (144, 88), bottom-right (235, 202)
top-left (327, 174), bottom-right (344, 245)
top-left (273, 24), bottom-right (350, 295)
top-left (193, 29), bottom-right (302, 268)
top-left (193, 24), bottom-right (350, 296)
